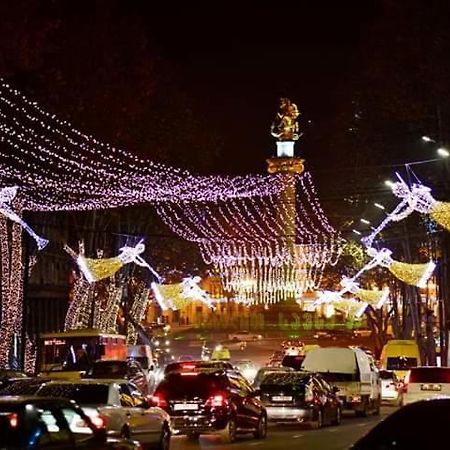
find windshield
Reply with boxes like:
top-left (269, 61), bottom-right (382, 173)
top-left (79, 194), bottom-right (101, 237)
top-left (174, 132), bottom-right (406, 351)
top-left (387, 357), bottom-right (417, 370)
top-left (260, 372), bottom-right (309, 394)
top-left (37, 383), bottom-right (110, 405)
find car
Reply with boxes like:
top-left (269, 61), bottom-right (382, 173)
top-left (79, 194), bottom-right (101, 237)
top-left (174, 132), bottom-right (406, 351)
top-left (177, 355), bottom-right (195, 362)
top-left (281, 354), bottom-right (305, 370)
top-left (151, 369), bottom-right (267, 443)
top-left (0, 395), bottom-right (141, 449)
top-left (257, 370), bottom-right (341, 427)
top-left (232, 360), bottom-right (259, 383)
top-left (402, 366), bottom-right (450, 405)
top-left (0, 370), bottom-right (28, 389)
top-left (380, 369), bottom-right (401, 405)
top-left (85, 360), bottom-right (150, 396)
top-left (253, 366), bottom-right (294, 389)
top-left (0, 377), bottom-right (50, 395)
top-left (36, 379), bottom-right (171, 450)
top-left (217, 339), bottom-right (247, 350)
top-left (163, 360), bottom-right (235, 377)
top-left (228, 331), bottom-right (263, 341)
top-left (350, 398), bottom-right (450, 449)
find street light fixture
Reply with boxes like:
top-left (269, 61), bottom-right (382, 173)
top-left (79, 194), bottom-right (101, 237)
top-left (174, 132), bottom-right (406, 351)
top-left (422, 135), bottom-right (436, 143)
top-left (437, 147), bottom-right (450, 158)
top-left (352, 229), bottom-right (361, 235)
top-left (360, 218), bottom-right (370, 225)
top-left (374, 202), bottom-right (385, 210)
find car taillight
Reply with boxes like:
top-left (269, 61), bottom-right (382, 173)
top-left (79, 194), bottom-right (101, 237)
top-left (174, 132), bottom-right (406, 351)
top-left (90, 414), bottom-right (107, 429)
top-left (305, 388), bottom-right (314, 403)
top-left (206, 393), bottom-right (227, 407)
top-left (9, 413), bottom-right (18, 429)
top-left (151, 394), bottom-right (168, 408)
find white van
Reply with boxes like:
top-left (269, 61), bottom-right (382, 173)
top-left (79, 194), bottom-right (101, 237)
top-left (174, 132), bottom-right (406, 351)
top-left (301, 346), bottom-right (381, 416)
top-left (402, 367), bottom-right (450, 405)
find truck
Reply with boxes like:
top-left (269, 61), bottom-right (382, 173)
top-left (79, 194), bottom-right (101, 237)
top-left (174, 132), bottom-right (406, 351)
top-left (380, 339), bottom-right (421, 381)
top-left (301, 346), bottom-right (381, 416)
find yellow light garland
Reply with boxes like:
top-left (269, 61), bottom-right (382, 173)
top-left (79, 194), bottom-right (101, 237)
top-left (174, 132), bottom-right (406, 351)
top-left (430, 201), bottom-right (450, 232)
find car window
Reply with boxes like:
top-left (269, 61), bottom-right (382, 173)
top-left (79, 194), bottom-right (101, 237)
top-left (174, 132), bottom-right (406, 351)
top-left (37, 383), bottom-right (110, 406)
top-left (119, 384), bottom-right (135, 407)
top-left (61, 407), bottom-right (95, 442)
top-left (38, 407), bottom-right (72, 445)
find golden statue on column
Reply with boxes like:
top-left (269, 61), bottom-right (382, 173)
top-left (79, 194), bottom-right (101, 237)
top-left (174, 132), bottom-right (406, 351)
top-left (270, 97), bottom-right (302, 141)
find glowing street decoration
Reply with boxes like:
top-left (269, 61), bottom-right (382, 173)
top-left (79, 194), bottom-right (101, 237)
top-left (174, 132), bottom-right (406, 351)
top-left (340, 277), bottom-right (390, 309)
top-left (358, 248), bottom-right (436, 289)
top-left (362, 175), bottom-right (450, 248)
top-left (332, 298), bottom-right (368, 319)
top-left (0, 81), bottom-right (286, 211)
top-left (157, 173), bottom-right (340, 303)
top-left (0, 186), bottom-right (48, 250)
top-left (73, 241), bottom-right (160, 283)
top-left (151, 277), bottom-right (214, 311)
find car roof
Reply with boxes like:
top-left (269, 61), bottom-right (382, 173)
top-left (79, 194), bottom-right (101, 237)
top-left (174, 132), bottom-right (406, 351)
top-left (41, 378), bottom-right (127, 385)
top-left (0, 395), bottom-right (76, 405)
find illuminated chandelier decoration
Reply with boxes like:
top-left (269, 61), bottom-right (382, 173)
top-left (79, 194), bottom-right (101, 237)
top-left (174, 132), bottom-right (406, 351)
top-left (151, 276), bottom-right (214, 311)
top-left (362, 174), bottom-right (450, 248)
top-left (157, 99), bottom-right (340, 303)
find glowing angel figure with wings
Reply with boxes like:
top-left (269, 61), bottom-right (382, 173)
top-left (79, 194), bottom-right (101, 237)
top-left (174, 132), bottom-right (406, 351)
top-left (362, 174), bottom-right (450, 248)
top-left (0, 186), bottom-right (48, 250)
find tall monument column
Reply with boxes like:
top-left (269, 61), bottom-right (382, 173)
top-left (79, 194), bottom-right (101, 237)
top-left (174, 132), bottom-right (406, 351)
top-left (266, 98), bottom-right (304, 248)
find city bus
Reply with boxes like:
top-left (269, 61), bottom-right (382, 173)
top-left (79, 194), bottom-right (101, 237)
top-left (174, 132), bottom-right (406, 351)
top-left (38, 329), bottom-right (127, 378)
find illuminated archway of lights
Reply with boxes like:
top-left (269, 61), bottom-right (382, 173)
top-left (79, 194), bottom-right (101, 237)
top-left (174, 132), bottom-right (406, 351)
top-left (157, 172), bottom-right (341, 303)
top-left (0, 80), bottom-right (289, 367)
top-left (0, 80), bottom-right (285, 210)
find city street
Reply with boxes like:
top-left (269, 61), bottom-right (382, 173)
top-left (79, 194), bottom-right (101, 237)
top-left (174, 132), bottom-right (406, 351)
top-left (170, 407), bottom-right (394, 450)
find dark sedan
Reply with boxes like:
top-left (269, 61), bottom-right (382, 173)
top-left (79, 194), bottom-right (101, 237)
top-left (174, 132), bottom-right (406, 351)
top-left (257, 370), bottom-right (342, 428)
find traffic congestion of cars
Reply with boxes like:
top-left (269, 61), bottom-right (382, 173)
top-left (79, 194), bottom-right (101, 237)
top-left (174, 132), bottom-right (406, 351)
top-left (0, 333), bottom-right (448, 449)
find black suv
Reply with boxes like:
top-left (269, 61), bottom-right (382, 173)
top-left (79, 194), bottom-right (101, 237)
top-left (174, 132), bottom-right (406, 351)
top-left (152, 369), bottom-right (267, 443)
top-left (257, 370), bottom-right (342, 428)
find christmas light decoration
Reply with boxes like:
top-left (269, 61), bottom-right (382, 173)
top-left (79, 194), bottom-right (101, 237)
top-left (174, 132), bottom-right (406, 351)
top-left (332, 298), bottom-right (368, 319)
top-left (0, 81), bottom-right (286, 211)
top-left (127, 284), bottom-right (151, 344)
top-left (0, 217), bottom-right (24, 366)
top-left (157, 173), bottom-right (340, 303)
top-left (151, 277), bottom-right (214, 311)
top-left (68, 241), bottom-right (160, 283)
top-left (359, 248), bottom-right (435, 289)
top-left (362, 175), bottom-right (450, 248)
top-left (0, 186), bottom-right (48, 250)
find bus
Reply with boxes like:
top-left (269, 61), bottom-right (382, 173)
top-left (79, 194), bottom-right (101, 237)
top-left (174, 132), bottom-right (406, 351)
top-left (38, 329), bottom-right (127, 378)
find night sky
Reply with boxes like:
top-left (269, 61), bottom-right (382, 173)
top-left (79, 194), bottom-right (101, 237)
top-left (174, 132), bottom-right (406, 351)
top-left (1, 0), bottom-right (450, 230)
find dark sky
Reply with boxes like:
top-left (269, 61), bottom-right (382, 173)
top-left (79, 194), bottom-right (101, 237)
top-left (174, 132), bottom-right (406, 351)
top-left (143, 2), bottom-right (378, 174)
top-left (0, 0), bottom-right (379, 177)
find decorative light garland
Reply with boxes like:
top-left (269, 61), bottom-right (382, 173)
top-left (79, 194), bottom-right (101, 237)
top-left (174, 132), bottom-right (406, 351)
top-left (151, 277), bottom-right (214, 311)
top-left (0, 80), bottom-right (286, 210)
top-left (362, 175), bottom-right (450, 248)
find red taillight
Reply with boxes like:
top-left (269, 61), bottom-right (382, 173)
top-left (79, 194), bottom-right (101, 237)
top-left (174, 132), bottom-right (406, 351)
top-left (9, 413), bottom-right (18, 429)
top-left (151, 394), bottom-right (168, 408)
top-left (206, 393), bottom-right (227, 407)
top-left (90, 414), bottom-right (107, 429)
top-left (181, 363), bottom-right (196, 370)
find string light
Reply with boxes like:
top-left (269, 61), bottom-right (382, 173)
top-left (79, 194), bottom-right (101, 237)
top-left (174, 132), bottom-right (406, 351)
top-left (0, 81), bottom-right (286, 210)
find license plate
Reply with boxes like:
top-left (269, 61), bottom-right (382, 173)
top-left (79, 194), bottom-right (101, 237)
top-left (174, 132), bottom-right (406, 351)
top-left (421, 384), bottom-right (441, 391)
top-left (272, 395), bottom-right (292, 402)
top-left (173, 403), bottom-right (198, 411)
